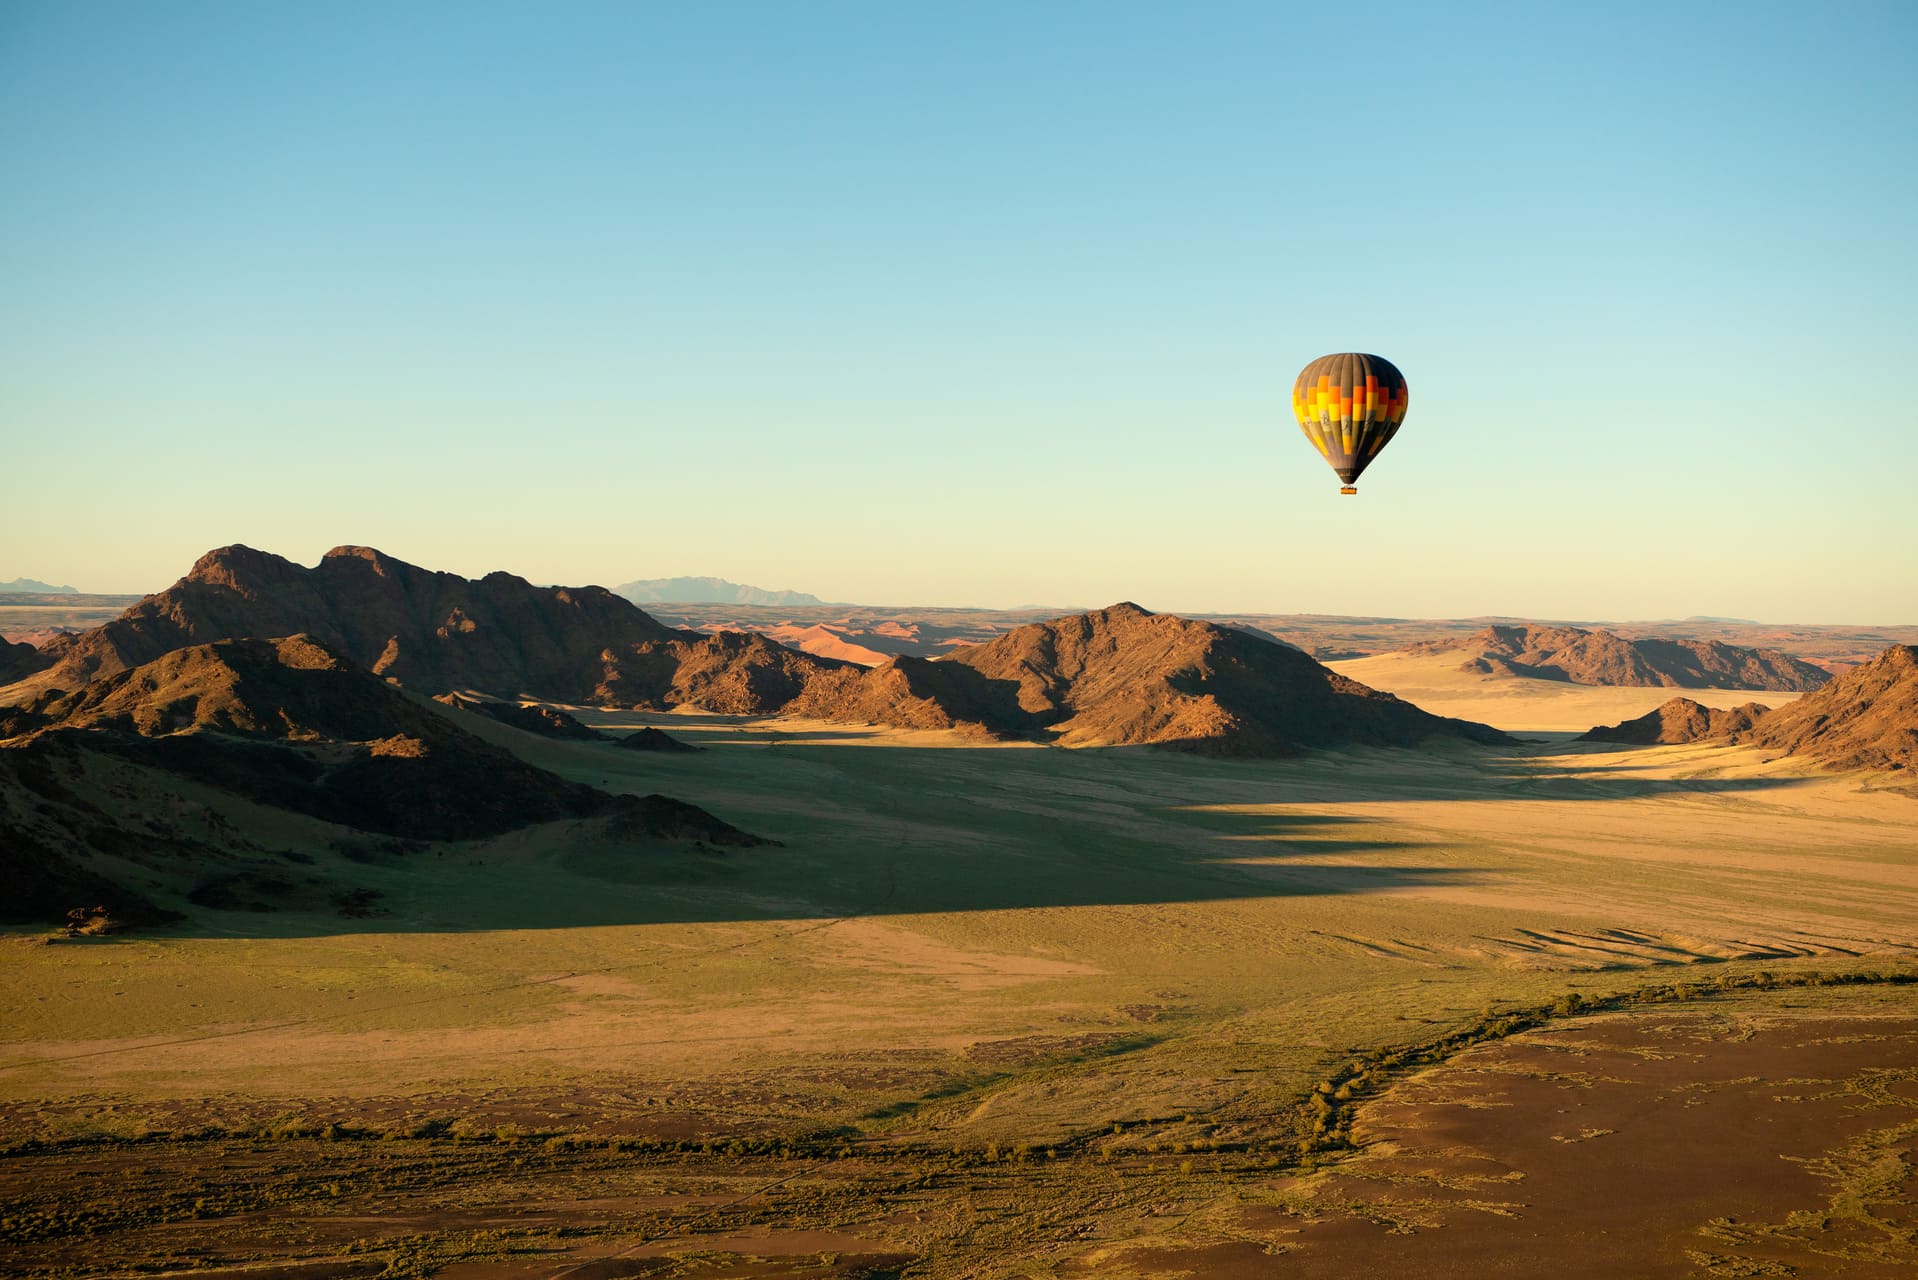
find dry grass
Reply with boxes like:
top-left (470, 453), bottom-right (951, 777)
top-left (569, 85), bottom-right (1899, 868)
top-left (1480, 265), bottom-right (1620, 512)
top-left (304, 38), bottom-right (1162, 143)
top-left (2, 703), bottom-right (1913, 1274)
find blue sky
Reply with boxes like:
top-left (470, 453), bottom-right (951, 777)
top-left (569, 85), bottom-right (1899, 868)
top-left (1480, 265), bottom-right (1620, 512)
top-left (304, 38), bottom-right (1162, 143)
top-left (3, 1), bottom-right (1914, 620)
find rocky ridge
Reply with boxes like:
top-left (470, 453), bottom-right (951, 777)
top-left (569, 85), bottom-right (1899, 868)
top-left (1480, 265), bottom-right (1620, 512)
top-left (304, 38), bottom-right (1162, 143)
top-left (1728, 645), bottom-right (1918, 772)
top-left (1412, 624), bottom-right (1829, 691)
top-left (790, 604), bottom-right (1510, 754)
top-left (17, 544), bottom-right (852, 710)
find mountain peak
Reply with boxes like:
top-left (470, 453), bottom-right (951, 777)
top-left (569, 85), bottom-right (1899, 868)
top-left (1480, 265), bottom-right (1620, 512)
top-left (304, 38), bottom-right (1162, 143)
top-left (185, 544), bottom-right (305, 591)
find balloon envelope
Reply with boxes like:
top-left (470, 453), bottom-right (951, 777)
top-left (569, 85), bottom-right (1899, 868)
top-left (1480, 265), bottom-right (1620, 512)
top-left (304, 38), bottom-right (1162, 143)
top-left (1291, 353), bottom-right (1408, 491)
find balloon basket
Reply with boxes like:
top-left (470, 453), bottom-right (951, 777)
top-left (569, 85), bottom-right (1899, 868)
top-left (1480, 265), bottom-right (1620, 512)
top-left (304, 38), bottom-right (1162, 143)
top-left (1339, 486), bottom-right (1357, 495)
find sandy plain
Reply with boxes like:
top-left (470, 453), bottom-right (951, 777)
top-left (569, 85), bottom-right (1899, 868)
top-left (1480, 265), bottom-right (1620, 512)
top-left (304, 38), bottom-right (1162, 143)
top-left (1, 675), bottom-right (1913, 1276)
top-left (1327, 651), bottom-right (1804, 731)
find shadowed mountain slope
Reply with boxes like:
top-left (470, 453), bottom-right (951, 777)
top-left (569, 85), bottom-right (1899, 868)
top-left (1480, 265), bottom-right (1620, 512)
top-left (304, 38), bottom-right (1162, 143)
top-left (1, 636), bottom-right (765, 928)
top-left (790, 604), bottom-right (1509, 755)
top-left (1408, 624), bottom-right (1828, 691)
top-left (17, 544), bottom-right (851, 710)
top-left (1579, 697), bottom-right (1771, 745)
top-left (0, 636), bottom-right (46, 684)
top-left (1729, 645), bottom-right (1918, 772)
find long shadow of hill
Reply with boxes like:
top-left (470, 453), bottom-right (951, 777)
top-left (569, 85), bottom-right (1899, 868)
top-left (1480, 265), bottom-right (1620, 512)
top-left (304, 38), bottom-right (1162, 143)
top-left (124, 797), bottom-right (1481, 941)
top-left (39, 736), bottom-right (1827, 941)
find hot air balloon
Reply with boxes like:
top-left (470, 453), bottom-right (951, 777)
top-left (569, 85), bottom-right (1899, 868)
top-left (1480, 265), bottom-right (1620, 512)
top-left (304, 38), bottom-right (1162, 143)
top-left (1291, 353), bottom-right (1408, 495)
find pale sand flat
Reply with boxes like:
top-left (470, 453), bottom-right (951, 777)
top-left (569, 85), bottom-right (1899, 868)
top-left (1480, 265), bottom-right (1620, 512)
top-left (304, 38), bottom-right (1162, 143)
top-left (1329, 650), bottom-right (1804, 732)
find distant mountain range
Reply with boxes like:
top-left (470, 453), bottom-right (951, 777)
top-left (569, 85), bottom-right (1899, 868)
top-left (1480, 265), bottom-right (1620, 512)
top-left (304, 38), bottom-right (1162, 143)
top-left (1406, 624), bottom-right (1829, 692)
top-left (1, 544), bottom-right (1506, 757)
top-left (0, 578), bottom-right (76, 594)
top-left (614, 576), bottom-right (825, 607)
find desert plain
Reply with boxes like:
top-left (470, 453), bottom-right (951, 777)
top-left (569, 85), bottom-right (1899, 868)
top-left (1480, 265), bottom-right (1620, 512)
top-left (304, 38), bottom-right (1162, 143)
top-left (4, 640), bottom-right (1915, 1277)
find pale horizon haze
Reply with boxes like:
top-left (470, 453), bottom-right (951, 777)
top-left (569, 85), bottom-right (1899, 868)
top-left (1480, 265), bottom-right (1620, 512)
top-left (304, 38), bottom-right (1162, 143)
top-left (3, 1), bottom-right (1914, 624)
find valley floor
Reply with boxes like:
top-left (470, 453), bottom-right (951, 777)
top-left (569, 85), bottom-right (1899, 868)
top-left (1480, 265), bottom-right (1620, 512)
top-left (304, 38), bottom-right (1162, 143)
top-left (3, 707), bottom-right (1914, 1275)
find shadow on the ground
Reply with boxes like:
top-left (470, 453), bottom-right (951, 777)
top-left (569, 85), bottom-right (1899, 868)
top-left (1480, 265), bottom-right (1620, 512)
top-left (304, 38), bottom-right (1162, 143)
top-left (29, 733), bottom-right (1831, 941)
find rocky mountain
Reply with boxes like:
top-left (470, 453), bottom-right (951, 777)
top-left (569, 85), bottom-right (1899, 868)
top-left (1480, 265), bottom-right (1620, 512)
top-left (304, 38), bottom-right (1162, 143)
top-left (787, 655), bottom-right (1036, 736)
top-left (603, 629), bottom-right (849, 714)
top-left (1, 635), bottom-right (764, 928)
top-left (26, 544), bottom-right (673, 697)
top-left (4, 547), bottom-right (1513, 759)
top-left (793, 604), bottom-right (1509, 755)
top-left (0, 578), bottom-right (77, 594)
top-left (1579, 698), bottom-right (1771, 745)
top-left (1729, 645), bottom-right (1918, 772)
top-left (13, 544), bottom-right (853, 711)
top-left (614, 576), bottom-right (825, 607)
top-left (1408, 624), bottom-right (1828, 691)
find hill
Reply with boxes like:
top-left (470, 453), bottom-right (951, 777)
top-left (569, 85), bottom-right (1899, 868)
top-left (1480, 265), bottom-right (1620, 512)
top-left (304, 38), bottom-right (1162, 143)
top-left (792, 604), bottom-right (1509, 755)
top-left (1406, 624), bottom-right (1828, 691)
top-left (787, 655), bottom-right (1037, 736)
top-left (433, 693), bottom-right (603, 740)
top-left (1729, 645), bottom-right (1918, 772)
top-left (0, 578), bottom-right (76, 594)
top-left (1, 635), bottom-right (764, 928)
top-left (614, 576), bottom-right (825, 607)
top-left (1579, 697), bottom-right (1770, 744)
top-left (12, 544), bottom-right (852, 711)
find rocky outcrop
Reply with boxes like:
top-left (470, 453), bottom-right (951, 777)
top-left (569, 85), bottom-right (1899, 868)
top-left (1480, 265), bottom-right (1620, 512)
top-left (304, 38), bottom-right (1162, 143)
top-left (1729, 645), bottom-right (1918, 772)
top-left (1578, 698), bottom-right (1770, 745)
top-left (616, 728), bottom-right (702, 753)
